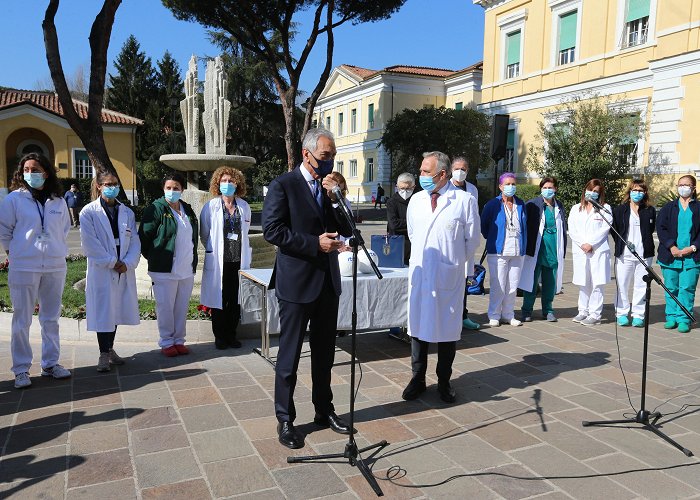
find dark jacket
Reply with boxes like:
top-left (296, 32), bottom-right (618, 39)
top-left (138, 197), bottom-right (199, 273)
top-left (656, 199), bottom-right (700, 266)
top-left (524, 196), bottom-right (567, 257)
top-left (386, 191), bottom-right (412, 264)
top-left (612, 203), bottom-right (656, 258)
top-left (262, 167), bottom-right (353, 303)
top-left (481, 195), bottom-right (527, 255)
top-left (64, 190), bottom-right (82, 208)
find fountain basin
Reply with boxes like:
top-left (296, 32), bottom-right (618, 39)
top-left (160, 154), bottom-right (256, 172)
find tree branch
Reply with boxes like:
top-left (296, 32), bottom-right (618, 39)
top-left (86, 0), bottom-right (121, 126)
top-left (292, 0), bottom-right (327, 87)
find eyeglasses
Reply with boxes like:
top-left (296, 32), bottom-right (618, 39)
top-left (631, 189), bottom-right (645, 193)
top-left (678, 184), bottom-right (693, 188)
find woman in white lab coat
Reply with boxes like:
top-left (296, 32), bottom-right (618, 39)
top-left (80, 171), bottom-right (141, 372)
top-left (568, 179), bottom-right (612, 326)
top-left (200, 167), bottom-right (252, 350)
top-left (0, 153), bottom-right (72, 389)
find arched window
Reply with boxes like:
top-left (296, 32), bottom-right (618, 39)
top-left (16, 139), bottom-right (49, 158)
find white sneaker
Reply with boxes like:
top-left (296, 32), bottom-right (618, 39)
top-left (488, 319), bottom-right (500, 327)
top-left (14, 372), bottom-right (31, 389)
top-left (546, 313), bottom-right (558, 322)
top-left (581, 316), bottom-right (601, 326)
top-left (41, 364), bottom-right (72, 379)
top-left (572, 313), bottom-right (588, 323)
top-left (509, 318), bottom-right (523, 327)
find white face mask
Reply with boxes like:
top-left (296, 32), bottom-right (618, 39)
top-left (452, 170), bottom-right (467, 183)
top-left (678, 186), bottom-right (693, 198)
top-left (398, 188), bottom-right (413, 200)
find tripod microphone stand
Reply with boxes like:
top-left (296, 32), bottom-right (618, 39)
top-left (581, 199), bottom-right (695, 457)
top-left (288, 188), bottom-right (389, 496)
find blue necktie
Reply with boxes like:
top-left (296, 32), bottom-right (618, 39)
top-left (313, 180), bottom-right (323, 209)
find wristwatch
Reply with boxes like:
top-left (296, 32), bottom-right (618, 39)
top-left (691, 245), bottom-right (697, 253)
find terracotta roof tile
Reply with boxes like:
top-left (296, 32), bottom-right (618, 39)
top-left (338, 63), bottom-right (482, 81)
top-left (0, 88), bottom-right (143, 126)
top-left (340, 64), bottom-right (378, 79)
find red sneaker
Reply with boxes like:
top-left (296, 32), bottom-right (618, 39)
top-left (161, 346), bottom-right (178, 357)
top-left (174, 344), bottom-right (189, 355)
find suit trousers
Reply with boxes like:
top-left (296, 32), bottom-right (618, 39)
top-left (615, 256), bottom-right (652, 319)
top-left (411, 337), bottom-right (456, 383)
top-left (152, 276), bottom-right (194, 347)
top-left (9, 269), bottom-right (66, 375)
top-left (275, 272), bottom-right (339, 423)
top-left (211, 261), bottom-right (241, 341)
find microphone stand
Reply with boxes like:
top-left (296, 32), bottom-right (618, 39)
top-left (288, 188), bottom-right (389, 496)
top-left (581, 199), bottom-right (694, 457)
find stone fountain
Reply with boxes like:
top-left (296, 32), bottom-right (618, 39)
top-left (135, 55), bottom-right (256, 298)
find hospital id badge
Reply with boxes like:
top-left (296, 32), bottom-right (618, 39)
top-left (226, 232), bottom-right (238, 241)
top-left (37, 231), bottom-right (51, 242)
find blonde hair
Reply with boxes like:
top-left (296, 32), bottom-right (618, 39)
top-left (329, 171), bottom-right (348, 196)
top-left (210, 166), bottom-right (247, 197)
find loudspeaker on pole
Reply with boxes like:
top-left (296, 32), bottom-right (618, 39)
top-left (490, 114), bottom-right (510, 162)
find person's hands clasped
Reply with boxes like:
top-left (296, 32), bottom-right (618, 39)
top-left (580, 243), bottom-right (593, 254)
top-left (114, 260), bottom-right (127, 274)
top-left (321, 175), bottom-right (340, 202)
top-left (319, 232), bottom-right (343, 253)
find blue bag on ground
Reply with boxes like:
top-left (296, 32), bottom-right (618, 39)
top-left (370, 234), bottom-right (405, 268)
top-left (466, 249), bottom-right (487, 295)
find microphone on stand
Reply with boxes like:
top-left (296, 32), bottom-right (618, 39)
top-left (587, 197), bottom-right (612, 215)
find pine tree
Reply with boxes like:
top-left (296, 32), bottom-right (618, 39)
top-left (106, 35), bottom-right (156, 120)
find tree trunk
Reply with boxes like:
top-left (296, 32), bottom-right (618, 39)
top-left (280, 88), bottom-right (299, 171)
top-left (43, 0), bottom-right (122, 187)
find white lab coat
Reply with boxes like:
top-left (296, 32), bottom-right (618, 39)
top-left (568, 202), bottom-right (612, 287)
top-left (80, 199), bottom-right (141, 332)
top-left (519, 202), bottom-right (566, 293)
top-left (199, 196), bottom-right (252, 309)
top-left (407, 183), bottom-right (479, 342)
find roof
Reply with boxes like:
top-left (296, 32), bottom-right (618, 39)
top-left (338, 63), bottom-right (482, 82)
top-left (0, 88), bottom-right (144, 126)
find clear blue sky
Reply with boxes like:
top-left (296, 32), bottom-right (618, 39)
top-left (2, 0), bottom-right (485, 96)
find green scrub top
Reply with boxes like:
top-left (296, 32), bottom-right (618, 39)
top-left (661, 200), bottom-right (700, 269)
top-left (538, 204), bottom-right (558, 268)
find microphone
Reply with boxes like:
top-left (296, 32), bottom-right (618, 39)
top-left (331, 185), bottom-right (345, 202)
top-left (587, 197), bottom-right (611, 215)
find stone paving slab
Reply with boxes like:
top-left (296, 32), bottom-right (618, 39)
top-left (2, 274), bottom-right (700, 499)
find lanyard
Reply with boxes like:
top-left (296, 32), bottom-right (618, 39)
top-left (222, 198), bottom-right (240, 232)
top-left (34, 200), bottom-right (46, 233)
top-left (503, 200), bottom-right (516, 228)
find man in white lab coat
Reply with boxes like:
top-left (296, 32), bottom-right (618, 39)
top-left (403, 151), bottom-right (479, 403)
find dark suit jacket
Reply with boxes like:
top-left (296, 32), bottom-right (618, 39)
top-left (523, 197), bottom-right (568, 258)
top-left (262, 167), bottom-right (353, 303)
top-left (386, 192), bottom-right (411, 263)
top-left (611, 203), bottom-right (656, 258)
top-left (657, 199), bottom-right (700, 266)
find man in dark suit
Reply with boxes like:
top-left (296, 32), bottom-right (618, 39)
top-left (262, 128), bottom-right (354, 449)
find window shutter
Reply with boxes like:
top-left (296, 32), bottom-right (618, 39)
top-left (626, 0), bottom-right (650, 22)
top-left (507, 31), bottom-right (521, 65)
top-left (368, 104), bottom-right (374, 123)
top-left (558, 11), bottom-right (578, 51)
top-left (506, 129), bottom-right (515, 149)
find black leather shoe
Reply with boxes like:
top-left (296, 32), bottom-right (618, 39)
top-left (277, 421), bottom-right (304, 449)
top-left (228, 338), bottom-right (242, 348)
top-left (437, 382), bottom-right (457, 403)
top-left (402, 377), bottom-right (426, 401)
top-left (215, 338), bottom-right (228, 350)
top-left (314, 412), bottom-right (353, 435)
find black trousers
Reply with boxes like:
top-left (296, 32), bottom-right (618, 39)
top-left (211, 261), bottom-right (241, 342)
top-left (411, 337), bottom-right (456, 383)
top-left (274, 273), bottom-right (339, 423)
top-left (97, 328), bottom-right (117, 353)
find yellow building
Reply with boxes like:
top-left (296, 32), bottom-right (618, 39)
top-left (0, 89), bottom-right (142, 202)
top-left (474, 0), bottom-right (700, 193)
top-left (313, 63), bottom-right (482, 201)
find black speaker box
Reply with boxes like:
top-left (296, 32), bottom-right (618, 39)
top-left (490, 114), bottom-right (510, 162)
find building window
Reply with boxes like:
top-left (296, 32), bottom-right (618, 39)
top-left (505, 129), bottom-right (515, 172)
top-left (73, 149), bottom-right (94, 179)
top-left (350, 159), bottom-right (358, 178)
top-left (368, 103), bottom-right (374, 129)
top-left (455, 102), bottom-right (463, 111)
top-left (338, 112), bottom-right (344, 135)
top-left (618, 113), bottom-right (640, 169)
top-left (506, 30), bottom-right (521, 78)
top-left (336, 161), bottom-right (344, 175)
top-left (366, 158), bottom-right (374, 183)
top-left (312, 118), bottom-right (318, 128)
top-left (350, 108), bottom-right (357, 133)
top-left (622, 0), bottom-right (650, 48)
top-left (557, 11), bottom-right (577, 65)
top-left (326, 116), bottom-right (331, 130)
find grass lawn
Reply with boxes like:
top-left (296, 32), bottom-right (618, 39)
top-left (0, 257), bottom-right (207, 320)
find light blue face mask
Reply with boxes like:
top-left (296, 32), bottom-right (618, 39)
top-left (24, 172), bottom-right (45, 189)
top-left (584, 190), bottom-right (599, 201)
top-left (102, 185), bottom-right (120, 199)
top-left (502, 184), bottom-right (517, 197)
top-left (541, 188), bottom-right (556, 200)
top-left (630, 191), bottom-right (645, 203)
top-left (419, 172), bottom-right (440, 193)
top-left (220, 182), bottom-right (236, 197)
top-left (164, 190), bottom-right (181, 203)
